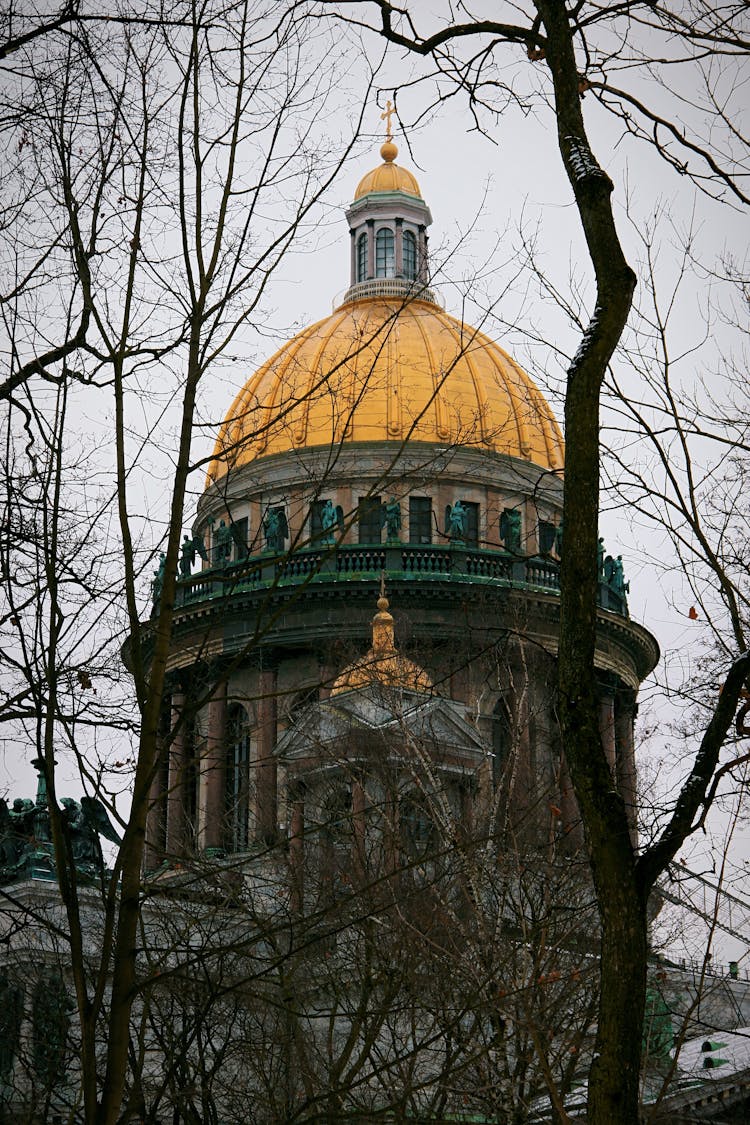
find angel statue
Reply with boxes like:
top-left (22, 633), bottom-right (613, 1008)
top-left (446, 500), bottom-right (467, 541)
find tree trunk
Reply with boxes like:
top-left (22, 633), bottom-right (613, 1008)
top-left (534, 2), bottom-right (641, 1120)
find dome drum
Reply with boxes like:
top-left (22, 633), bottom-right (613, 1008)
top-left (166, 568), bottom-right (654, 691)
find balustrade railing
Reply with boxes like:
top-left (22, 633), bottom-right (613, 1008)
top-left (173, 542), bottom-right (628, 617)
top-left (336, 547), bottom-right (386, 574)
top-left (401, 547), bottom-right (452, 575)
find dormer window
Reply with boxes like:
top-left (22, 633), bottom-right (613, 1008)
top-left (357, 232), bottom-right (368, 282)
top-left (375, 228), bottom-right (395, 278)
top-left (403, 229), bottom-right (417, 280)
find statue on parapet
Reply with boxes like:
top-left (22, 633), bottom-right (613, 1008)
top-left (214, 519), bottom-right (233, 565)
top-left (150, 552), bottom-right (167, 611)
top-left (179, 533), bottom-right (208, 577)
top-left (0, 780), bottom-right (121, 885)
top-left (603, 552), bottom-right (629, 604)
top-left (446, 500), bottom-right (467, 541)
top-left (320, 500), bottom-right (344, 545)
top-left (264, 507), bottom-right (289, 554)
top-left (500, 508), bottom-right (522, 552)
top-left (611, 555), bottom-right (629, 600)
top-left (383, 497), bottom-right (401, 542)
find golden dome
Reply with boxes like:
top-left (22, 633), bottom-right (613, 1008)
top-left (331, 591), bottom-right (432, 696)
top-left (354, 141), bottom-right (421, 200)
top-left (207, 297), bottom-right (564, 484)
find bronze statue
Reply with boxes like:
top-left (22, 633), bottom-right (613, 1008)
top-left (264, 507), bottom-right (289, 553)
top-left (446, 500), bottom-right (467, 540)
top-left (214, 519), bottom-right (233, 565)
top-left (193, 532), bottom-right (208, 563)
top-left (0, 784), bottom-right (121, 885)
top-left (320, 500), bottom-right (343, 545)
top-left (500, 508), bottom-right (521, 551)
top-left (611, 555), bottom-right (629, 600)
top-left (150, 551), bottom-right (166, 608)
top-left (383, 497), bottom-right (401, 541)
top-left (180, 535), bottom-right (196, 577)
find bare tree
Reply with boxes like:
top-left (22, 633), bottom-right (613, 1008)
top-left (0, 2), bottom-right (373, 1120)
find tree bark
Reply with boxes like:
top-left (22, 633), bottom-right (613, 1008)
top-left (533, 2), bottom-right (641, 1120)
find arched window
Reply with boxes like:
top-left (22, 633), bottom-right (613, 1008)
top-left (403, 230), bottom-right (417, 280)
top-left (375, 228), bottom-right (395, 278)
top-left (356, 232), bottom-right (368, 282)
top-left (285, 685), bottom-right (318, 724)
top-left (225, 704), bottom-right (251, 851)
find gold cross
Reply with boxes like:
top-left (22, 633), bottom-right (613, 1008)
top-left (380, 100), bottom-right (395, 142)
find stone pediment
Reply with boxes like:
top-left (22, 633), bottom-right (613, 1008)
top-left (275, 686), bottom-right (488, 764)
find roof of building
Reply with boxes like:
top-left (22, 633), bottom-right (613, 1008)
top-left (330, 589), bottom-right (432, 697)
top-left (206, 141), bottom-right (564, 487)
top-left (207, 296), bottom-right (564, 484)
top-left (353, 140), bottom-right (422, 199)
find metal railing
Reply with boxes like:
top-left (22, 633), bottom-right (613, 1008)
top-left (173, 542), bottom-right (629, 617)
top-left (337, 278), bottom-right (440, 308)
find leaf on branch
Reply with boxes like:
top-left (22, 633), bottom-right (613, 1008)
top-left (77, 669), bottom-right (94, 691)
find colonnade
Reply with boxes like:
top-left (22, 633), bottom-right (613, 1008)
top-left (144, 667), bottom-right (280, 869)
top-left (143, 668), bottom-right (639, 873)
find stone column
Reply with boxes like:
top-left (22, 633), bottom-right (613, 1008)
top-left (166, 693), bottom-right (187, 859)
top-left (256, 667), bottom-right (278, 843)
top-left (199, 682), bottom-right (227, 852)
top-left (599, 693), bottom-right (616, 776)
top-left (366, 219), bottom-right (375, 280)
top-left (395, 218), bottom-right (403, 278)
top-left (144, 731), bottom-right (166, 871)
top-left (289, 787), bottom-right (305, 912)
top-left (418, 226), bottom-right (429, 282)
top-left (352, 778), bottom-right (366, 877)
top-left (616, 692), bottom-right (638, 847)
top-left (349, 227), bottom-right (356, 286)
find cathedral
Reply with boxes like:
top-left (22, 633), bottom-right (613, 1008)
top-left (143, 135), bottom-right (658, 876)
top-left (5, 137), bottom-right (750, 1125)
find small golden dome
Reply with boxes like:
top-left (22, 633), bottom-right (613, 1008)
top-left (331, 590), bottom-right (432, 696)
top-left (207, 298), bottom-right (564, 484)
top-left (354, 141), bottom-right (421, 200)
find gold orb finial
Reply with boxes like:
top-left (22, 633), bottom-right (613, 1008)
top-left (377, 572), bottom-right (389, 612)
top-left (380, 140), bottom-right (398, 163)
